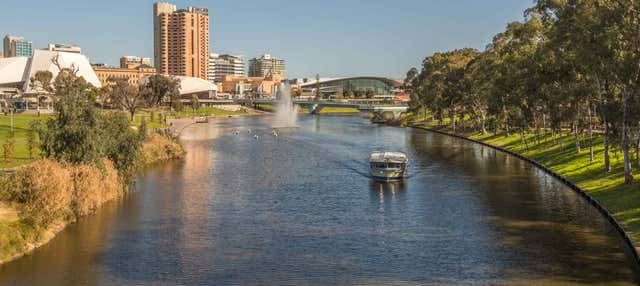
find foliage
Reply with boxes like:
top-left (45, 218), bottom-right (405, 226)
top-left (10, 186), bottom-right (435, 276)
top-left (190, 95), bottom-right (199, 111)
top-left (3, 131), bottom-right (14, 163)
top-left (109, 79), bottom-right (144, 118)
top-left (26, 122), bottom-right (38, 159)
top-left (141, 74), bottom-right (181, 108)
top-left (365, 89), bottom-right (375, 99)
top-left (407, 0), bottom-right (640, 183)
top-left (38, 70), bottom-right (142, 183)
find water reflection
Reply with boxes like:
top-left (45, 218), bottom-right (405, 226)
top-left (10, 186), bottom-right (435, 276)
top-left (0, 115), bottom-right (637, 285)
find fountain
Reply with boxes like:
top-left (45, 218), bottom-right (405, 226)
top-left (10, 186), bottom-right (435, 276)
top-left (272, 83), bottom-right (299, 128)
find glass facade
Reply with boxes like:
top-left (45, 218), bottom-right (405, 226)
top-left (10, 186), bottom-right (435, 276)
top-left (15, 41), bottom-right (32, 57)
top-left (316, 78), bottom-right (395, 96)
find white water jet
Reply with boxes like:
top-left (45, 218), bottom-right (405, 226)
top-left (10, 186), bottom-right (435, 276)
top-left (273, 83), bottom-right (299, 128)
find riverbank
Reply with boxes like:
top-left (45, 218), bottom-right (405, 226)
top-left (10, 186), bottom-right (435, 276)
top-left (0, 133), bottom-right (184, 265)
top-left (409, 120), bottom-right (640, 259)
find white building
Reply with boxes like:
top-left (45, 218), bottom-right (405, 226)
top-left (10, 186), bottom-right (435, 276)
top-left (45, 43), bottom-right (82, 54)
top-left (0, 49), bottom-right (100, 110)
top-left (23, 49), bottom-right (100, 93)
top-left (208, 54), bottom-right (244, 83)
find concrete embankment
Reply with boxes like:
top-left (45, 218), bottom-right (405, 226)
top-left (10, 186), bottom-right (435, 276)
top-left (411, 125), bottom-right (640, 270)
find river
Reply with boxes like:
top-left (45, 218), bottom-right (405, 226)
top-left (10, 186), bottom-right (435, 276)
top-left (0, 115), bottom-right (637, 285)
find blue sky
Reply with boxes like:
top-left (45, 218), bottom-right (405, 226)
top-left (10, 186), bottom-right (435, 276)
top-left (0, 0), bottom-right (532, 78)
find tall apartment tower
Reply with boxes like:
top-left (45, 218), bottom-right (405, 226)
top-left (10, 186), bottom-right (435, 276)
top-left (3, 35), bottom-right (33, 57)
top-left (153, 2), bottom-right (209, 80)
top-left (248, 54), bottom-right (285, 78)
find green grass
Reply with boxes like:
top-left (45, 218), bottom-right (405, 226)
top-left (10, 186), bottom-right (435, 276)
top-left (0, 110), bottom-right (172, 169)
top-left (0, 113), bottom-right (50, 169)
top-left (412, 116), bottom-right (640, 242)
top-left (168, 106), bottom-right (244, 118)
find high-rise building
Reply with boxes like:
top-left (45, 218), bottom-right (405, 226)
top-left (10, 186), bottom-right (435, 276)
top-left (45, 43), bottom-right (82, 54)
top-left (153, 2), bottom-right (209, 80)
top-left (208, 54), bottom-right (244, 83)
top-left (120, 56), bottom-right (152, 69)
top-left (3, 35), bottom-right (33, 57)
top-left (248, 54), bottom-right (285, 78)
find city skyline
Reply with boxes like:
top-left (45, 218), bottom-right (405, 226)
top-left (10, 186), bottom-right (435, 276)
top-left (0, 0), bottom-right (532, 78)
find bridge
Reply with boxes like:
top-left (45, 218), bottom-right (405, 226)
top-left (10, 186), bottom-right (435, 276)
top-left (241, 99), bottom-right (409, 118)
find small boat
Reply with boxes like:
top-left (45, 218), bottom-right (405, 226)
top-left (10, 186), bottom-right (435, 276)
top-left (195, 116), bottom-right (208, 123)
top-left (369, 151), bottom-right (408, 181)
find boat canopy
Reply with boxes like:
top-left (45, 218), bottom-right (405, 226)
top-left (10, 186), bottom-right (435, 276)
top-left (369, 151), bottom-right (408, 163)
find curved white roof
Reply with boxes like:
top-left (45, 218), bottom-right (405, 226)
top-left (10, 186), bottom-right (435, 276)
top-left (23, 50), bottom-right (101, 93)
top-left (140, 75), bottom-right (217, 95)
top-left (0, 57), bottom-right (29, 85)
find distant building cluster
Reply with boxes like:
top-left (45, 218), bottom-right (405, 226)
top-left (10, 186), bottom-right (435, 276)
top-left (0, 1), bottom-right (404, 109)
top-left (209, 54), bottom-right (244, 83)
top-left (3, 35), bottom-right (32, 58)
top-left (248, 54), bottom-right (286, 78)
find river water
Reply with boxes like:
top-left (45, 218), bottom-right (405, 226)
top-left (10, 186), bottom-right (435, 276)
top-left (0, 115), bottom-right (637, 285)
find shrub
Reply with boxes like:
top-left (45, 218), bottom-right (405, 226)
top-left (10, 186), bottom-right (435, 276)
top-left (70, 158), bottom-right (121, 217)
top-left (5, 159), bottom-right (73, 227)
top-left (141, 133), bottom-right (185, 164)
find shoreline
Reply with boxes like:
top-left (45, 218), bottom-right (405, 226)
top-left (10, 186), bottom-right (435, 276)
top-left (0, 135), bottom-right (185, 266)
top-left (410, 124), bottom-right (640, 269)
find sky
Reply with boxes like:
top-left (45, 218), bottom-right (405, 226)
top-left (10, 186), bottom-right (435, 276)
top-left (0, 0), bottom-right (533, 79)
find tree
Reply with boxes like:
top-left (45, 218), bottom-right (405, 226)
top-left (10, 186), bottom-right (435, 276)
top-left (39, 68), bottom-right (142, 184)
top-left (404, 67), bottom-right (419, 93)
top-left (29, 71), bottom-right (54, 94)
top-left (365, 89), bottom-right (375, 99)
top-left (344, 90), bottom-right (354, 98)
top-left (190, 94), bottom-right (200, 112)
top-left (142, 74), bottom-right (180, 108)
top-left (110, 79), bottom-right (144, 119)
top-left (3, 130), bottom-right (14, 163)
top-left (354, 90), bottom-right (365, 98)
top-left (40, 75), bottom-right (103, 165)
top-left (26, 122), bottom-right (38, 159)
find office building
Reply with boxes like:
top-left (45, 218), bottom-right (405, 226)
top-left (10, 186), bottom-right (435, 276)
top-left (93, 64), bottom-right (156, 86)
top-left (3, 35), bottom-right (33, 57)
top-left (153, 2), bottom-right (209, 80)
top-left (248, 54), bottom-right (285, 78)
top-left (219, 74), bottom-right (283, 98)
top-left (120, 56), bottom-right (152, 69)
top-left (208, 54), bottom-right (244, 83)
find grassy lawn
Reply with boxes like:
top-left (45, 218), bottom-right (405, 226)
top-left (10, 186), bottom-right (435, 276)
top-left (168, 106), bottom-right (245, 118)
top-left (0, 113), bottom-right (50, 169)
top-left (411, 115), bottom-right (640, 242)
top-left (0, 110), bottom-right (172, 169)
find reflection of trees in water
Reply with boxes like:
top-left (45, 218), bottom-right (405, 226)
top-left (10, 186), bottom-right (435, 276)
top-left (406, 129), bottom-right (637, 283)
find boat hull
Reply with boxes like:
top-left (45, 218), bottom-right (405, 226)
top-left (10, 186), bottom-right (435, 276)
top-left (370, 168), bottom-right (406, 181)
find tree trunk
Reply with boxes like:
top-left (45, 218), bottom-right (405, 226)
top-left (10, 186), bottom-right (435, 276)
top-left (520, 129), bottom-right (528, 151)
top-left (481, 113), bottom-right (487, 135)
top-left (573, 120), bottom-right (581, 154)
top-left (449, 109), bottom-right (455, 132)
top-left (559, 128), bottom-right (564, 152)
top-left (604, 116), bottom-right (611, 172)
top-left (636, 129), bottom-right (640, 166)
top-left (588, 102), bottom-right (594, 163)
top-left (622, 89), bottom-right (633, 184)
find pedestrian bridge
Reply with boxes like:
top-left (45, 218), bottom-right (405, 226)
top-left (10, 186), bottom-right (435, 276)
top-left (243, 99), bottom-right (409, 118)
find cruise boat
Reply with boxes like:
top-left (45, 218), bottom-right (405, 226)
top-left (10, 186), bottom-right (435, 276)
top-left (369, 151), bottom-right (408, 181)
